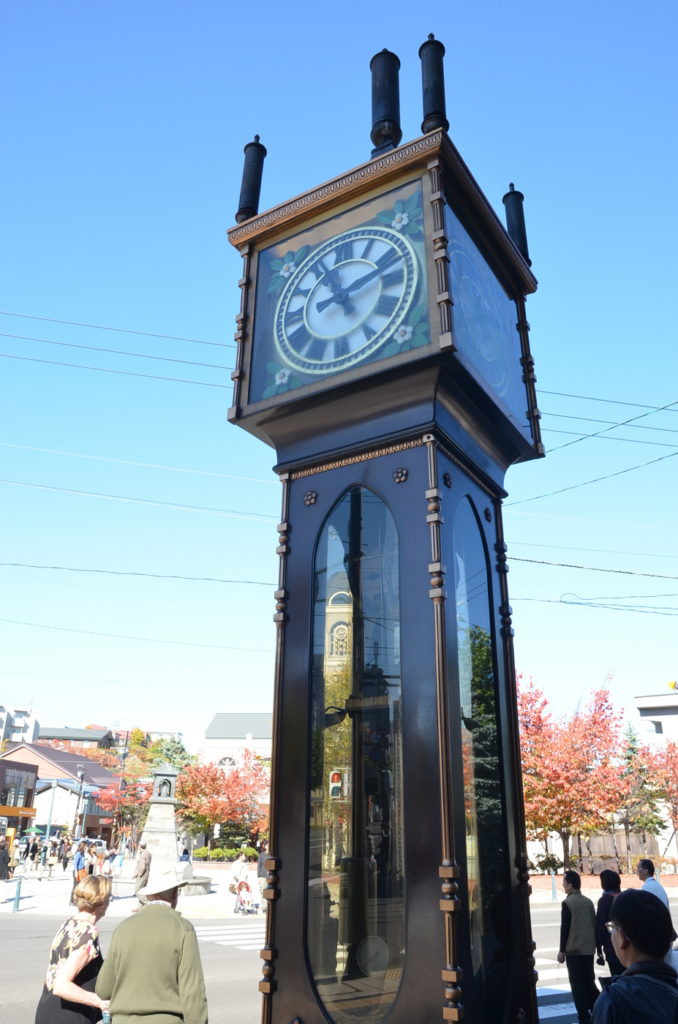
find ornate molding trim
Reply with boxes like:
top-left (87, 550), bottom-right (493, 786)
top-left (228, 133), bottom-right (444, 247)
top-left (288, 436), bottom-right (426, 480)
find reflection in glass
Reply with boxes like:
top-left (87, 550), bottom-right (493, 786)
top-left (307, 487), bottom-right (404, 1024)
top-left (451, 498), bottom-right (509, 1022)
top-left (445, 205), bottom-right (529, 440)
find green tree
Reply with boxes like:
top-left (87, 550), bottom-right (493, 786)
top-left (148, 737), bottom-right (194, 770)
top-left (612, 724), bottom-right (663, 872)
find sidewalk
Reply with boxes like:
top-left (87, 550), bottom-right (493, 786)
top-left (0, 863), bottom-right (261, 921)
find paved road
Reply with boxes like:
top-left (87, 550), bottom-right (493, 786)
top-left (0, 914), bottom-right (263, 1024)
top-left (3, 874), bottom-right (677, 1023)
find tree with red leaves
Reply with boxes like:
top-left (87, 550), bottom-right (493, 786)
top-left (176, 750), bottom-right (269, 847)
top-left (518, 678), bottom-right (622, 868)
top-left (648, 740), bottom-right (678, 859)
top-left (93, 762), bottom-right (152, 846)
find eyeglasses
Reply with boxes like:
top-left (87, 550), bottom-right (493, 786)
top-left (605, 922), bottom-right (619, 934)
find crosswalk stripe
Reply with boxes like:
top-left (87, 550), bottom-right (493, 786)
top-left (538, 1002), bottom-right (576, 1020)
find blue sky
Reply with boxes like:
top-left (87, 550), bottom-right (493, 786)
top-left (2, 1), bottom-right (677, 750)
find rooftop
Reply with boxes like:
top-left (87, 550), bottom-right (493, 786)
top-left (205, 713), bottom-right (272, 740)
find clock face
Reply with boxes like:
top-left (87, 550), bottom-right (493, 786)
top-left (274, 225), bottom-right (418, 375)
top-left (249, 181), bottom-right (430, 403)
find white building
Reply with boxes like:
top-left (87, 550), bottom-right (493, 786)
top-left (634, 691), bottom-right (678, 743)
top-left (200, 713), bottom-right (272, 767)
top-left (0, 706), bottom-right (40, 749)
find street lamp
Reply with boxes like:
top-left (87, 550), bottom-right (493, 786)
top-left (45, 779), bottom-right (58, 844)
top-left (72, 767), bottom-right (85, 840)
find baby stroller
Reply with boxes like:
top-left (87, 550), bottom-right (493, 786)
top-left (233, 878), bottom-right (259, 915)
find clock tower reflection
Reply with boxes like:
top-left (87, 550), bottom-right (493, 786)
top-left (308, 486), bottom-right (404, 1023)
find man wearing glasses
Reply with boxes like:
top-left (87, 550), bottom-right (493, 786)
top-left (592, 889), bottom-right (678, 1023)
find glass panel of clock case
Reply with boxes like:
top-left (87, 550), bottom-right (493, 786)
top-left (249, 181), bottom-right (430, 404)
top-left (445, 205), bottom-right (532, 441)
top-left (448, 496), bottom-right (510, 1022)
top-left (307, 486), bottom-right (404, 1024)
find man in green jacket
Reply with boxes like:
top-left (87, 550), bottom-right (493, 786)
top-left (96, 864), bottom-right (208, 1024)
top-left (557, 869), bottom-right (599, 1023)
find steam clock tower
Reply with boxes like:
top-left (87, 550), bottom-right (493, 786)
top-left (228, 37), bottom-right (543, 1024)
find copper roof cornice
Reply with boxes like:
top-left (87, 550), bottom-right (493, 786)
top-left (226, 130), bottom-right (537, 294)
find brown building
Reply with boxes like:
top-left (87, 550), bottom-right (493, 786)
top-left (0, 759), bottom-right (38, 848)
top-left (1, 743), bottom-right (116, 840)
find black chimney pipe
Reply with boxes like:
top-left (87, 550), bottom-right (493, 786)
top-left (370, 49), bottom-right (402, 156)
top-left (502, 183), bottom-right (531, 266)
top-left (235, 135), bottom-right (267, 224)
top-left (419, 34), bottom-right (449, 133)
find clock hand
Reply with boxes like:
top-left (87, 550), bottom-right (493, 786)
top-left (316, 255), bottom-right (401, 313)
top-left (316, 259), bottom-right (355, 315)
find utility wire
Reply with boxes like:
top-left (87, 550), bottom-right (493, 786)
top-left (542, 411), bottom-right (678, 436)
top-left (538, 389), bottom-right (678, 413)
top-left (542, 427), bottom-right (678, 449)
top-left (0, 442), bottom-right (276, 485)
top-left (1, 332), bottom-right (230, 370)
top-left (547, 399), bottom-right (678, 453)
top-left (0, 309), bottom-right (234, 348)
top-left (510, 557), bottom-right (678, 581)
top-left (0, 479), bottom-right (278, 522)
top-left (510, 540), bottom-right (678, 561)
top-left (505, 450), bottom-right (678, 506)
top-left (0, 562), bottom-right (276, 586)
top-left (512, 597), bottom-right (678, 618)
top-left (0, 616), bottom-right (274, 652)
top-left (0, 352), bottom-right (230, 387)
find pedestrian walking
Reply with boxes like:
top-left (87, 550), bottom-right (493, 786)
top-left (133, 839), bottom-right (151, 906)
top-left (257, 840), bottom-right (268, 904)
top-left (71, 841), bottom-right (87, 904)
top-left (636, 858), bottom-right (670, 908)
top-left (35, 874), bottom-right (111, 1024)
top-left (595, 869), bottom-right (624, 984)
top-left (95, 863), bottom-right (208, 1024)
top-left (591, 889), bottom-right (678, 1023)
top-left (61, 837), bottom-right (72, 872)
top-left (557, 869), bottom-right (599, 1023)
top-left (0, 837), bottom-right (10, 880)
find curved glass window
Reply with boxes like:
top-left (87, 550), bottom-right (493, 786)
top-left (451, 497), bottom-right (509, 1022)
top-left (307, 486), bottom-right (404, 1024)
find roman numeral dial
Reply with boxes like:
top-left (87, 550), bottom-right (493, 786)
top-left (273, 225), bottom-right (419, 376)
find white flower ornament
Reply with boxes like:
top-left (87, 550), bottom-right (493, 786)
top-left (392, 212), bottom-right (409, 230)
top-left (275, 368), bottom-right (291, 386)
top-left (280, 261), bottom-right (295, 279)
top-left (394, 324), bottom-right (413, 344)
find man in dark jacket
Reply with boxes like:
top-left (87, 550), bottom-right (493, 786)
top-left (595, 869), bottom-right (624, 983)
top-left (557, 869), bottom-right (599, 1022)
top-left (592, 888), bottom-right (678, 1023)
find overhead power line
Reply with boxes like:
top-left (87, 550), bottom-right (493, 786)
top-left (0, 309), bottom-right (234, 348)
top-left (0, 352), bottom-right (230, 387)
top-left (0, 562), bottom-right (276, 586)
top-left (0, 616), bottom-right (274, 652)
top-left (542, 410), bottom-right (678, 436)
top-left (543, 427), bottom-right (678, 449)
top-left (510, 557), bottom-right (678, 581)
top-left (0, 442), bottom-right (276, 485)
top-left (0, 478), bottom-right (277, 522)
top-left (1, 332), bottom-right (230, 370)
top-left (547, 398), bottom-right (678, 453)
top-left (538, 389), bottom-right (678, 413)
top-left (512, 597), bottom-right (678, 618)
top-left (505, 450), bottom-right (678, 506)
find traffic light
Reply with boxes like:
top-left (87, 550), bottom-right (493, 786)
top-left (329, 769), bottom-right (349, 799)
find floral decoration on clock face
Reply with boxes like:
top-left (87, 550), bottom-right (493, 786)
top-left (250, 182), bottom-right (430, 402)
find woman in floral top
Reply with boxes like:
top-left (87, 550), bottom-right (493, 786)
top-left (35, 874), bottom-right (111, 1023)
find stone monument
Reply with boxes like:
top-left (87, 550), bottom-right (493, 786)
top-left (113, 762), bottom-right (210, 897)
